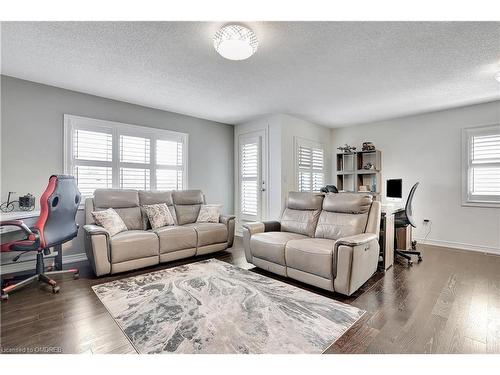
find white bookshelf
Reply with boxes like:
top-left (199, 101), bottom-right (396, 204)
top-left (336, 150), bottom-right (382, 198)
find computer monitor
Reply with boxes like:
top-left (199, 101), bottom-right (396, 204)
top-left (386, 179), bottom-right (402, 202)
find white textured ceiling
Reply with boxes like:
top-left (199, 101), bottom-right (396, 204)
top-left (1, 22), bottom-right (499, 127)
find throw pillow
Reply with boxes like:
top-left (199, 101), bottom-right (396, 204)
top-left (91, 208), bottom-right (128, 236)
top-left (142, 203), bottom-right (175, 229)
top-left (196, 204), bottom-right (222, 223)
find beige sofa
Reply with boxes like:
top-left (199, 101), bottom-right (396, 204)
top-left (243, 192), bottom-right (381, 296)
top-left (83, 189), bottom-right (235, 276)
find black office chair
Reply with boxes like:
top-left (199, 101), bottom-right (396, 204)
top-left (394, 182), bottom-right (422, 266)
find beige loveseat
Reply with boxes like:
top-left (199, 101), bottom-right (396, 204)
top-left (243, 192), bottom-right (381, 296)
top-left (83, 189), bottom-right (235, 276)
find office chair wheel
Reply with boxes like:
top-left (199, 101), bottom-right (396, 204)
top-left (418, 255), bottom-right (423, 262)
top-left (52, 286), bottom-right (60, 294)
top-left (408, 260), bottom-right (413, 267)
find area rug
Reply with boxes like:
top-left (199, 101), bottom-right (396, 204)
top-left (92, 259), bottom-right (365, 354)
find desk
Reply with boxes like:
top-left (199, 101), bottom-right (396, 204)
top-left (379, 204), bottom-right (403, 271)
top-left (0, 210), bottom-right (63, 272)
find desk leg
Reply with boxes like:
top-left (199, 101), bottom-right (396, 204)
top-left (54, 244), bottom-right (63, 271)
top-left (384, 214), bottom-right (395, 270)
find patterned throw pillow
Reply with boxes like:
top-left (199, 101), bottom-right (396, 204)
top-left (142, 203), bottom-right (175, 229)
top-left (91, 208), bottom-right (128, 237)
top-left (196, 204), bottom-right (222, 223)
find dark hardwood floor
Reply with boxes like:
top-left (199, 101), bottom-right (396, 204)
top-left (1, 238), bottom-right (499, 354)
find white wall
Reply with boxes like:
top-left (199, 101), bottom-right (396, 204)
top-left (331, 100), bottom-right (500, 254)
top-left (1, 76), bottom-right (234, 257)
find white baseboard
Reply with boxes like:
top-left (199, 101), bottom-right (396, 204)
top-left (1, 252), bottom-right (88, 275)
top-left (415, 237), bottom-right (500, 256)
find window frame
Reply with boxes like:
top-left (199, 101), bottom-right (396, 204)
top-left (64, 114), bottom-right (188, 200)
top-left (294, 136), bottom-right (326, 193)
top-left (461, 123), bottom-right (500, 208)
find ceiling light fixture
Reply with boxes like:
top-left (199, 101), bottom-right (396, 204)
top-left (213, 25), bottom-right (258, 61)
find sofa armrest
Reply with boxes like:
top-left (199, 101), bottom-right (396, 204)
top-left (242, 220), bottom-right (281, 234)
top-left (83, 224), bottom-right (110, 237)
top-left (83, 224), bottom-right (111, 276)
top-left (332, 233), bottom-right (380, 295)
top-left (242, 221), bottom-right (281, 263)
top-left (333, 233), bottom-right (378, 279)
top-left (335, 233), bottom-right (378, 248)
top-left (219, 215), bottom-right (236, 247)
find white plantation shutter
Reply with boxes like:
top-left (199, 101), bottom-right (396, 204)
top-left (65, 115), bottom-right (188, 198)
top-left (74, 166), bottom-right (112, 196)
top-left (240, 139), bottom-right (259, 219)
top-left (72, 129), bottom-right (113, 196)
top-left (156, 139), bottom-right (184, 190)
top-left (119, 135), bottom-right (151, 190)
top-left (463, 125), bottom-right (500, 206)
top-left (297, 140), bottom-right (325, 192)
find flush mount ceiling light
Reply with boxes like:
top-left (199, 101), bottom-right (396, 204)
top-left (213, 25), bottom-right (258, 61)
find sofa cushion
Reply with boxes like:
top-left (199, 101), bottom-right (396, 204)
top-left (183, 222), bottom-right (227, 247)
top-left (285, 238), bottom-right (335, 279)
top-left (142, 203), bottom-right (175, 229)
top-left (322, 192), bottom-right (372, 214)
top-left (94, 189), bottom-right (139, 208)
top-left (93, 189), bottom-right (143, 230)
top-left (196, 204), bottom-right (222, 223)
top-left (138, 190), bottom-right (177, 228)
top-left (172, 190), bottom-right (205, 225)
top-left (314, 211), bottom-right (368, 240)
top-left (154, 226), bottom-right (197, 253)
top-left (250, 232), bottom-right (307, 266)
top-left (110, 230), bottom-right (159, 263)
top-left (280, 192), bottom-right (323, 237)
top-left (281, 208), bottom-right (321, 237)
top-left (91, 208), bottom-right (127, 237)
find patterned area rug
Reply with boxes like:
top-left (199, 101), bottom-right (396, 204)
top-left (92, 259), bottom-right (365, 354)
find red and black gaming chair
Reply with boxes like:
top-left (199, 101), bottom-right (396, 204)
top-left (1, 175), bottom-right (81, 299)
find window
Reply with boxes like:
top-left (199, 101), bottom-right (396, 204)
top-left (64, 115), bottom-right (188, 198)
top-left (296, 138), bottom-right (325, 192)
top-left (462, 124), bottom-right (500, 207)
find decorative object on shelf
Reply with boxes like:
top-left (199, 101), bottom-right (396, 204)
top-left (358, 185), bottom-right (368, 192)
top-left (19, 193), bottom-right (36, 211)
top-left (213, 25), bottom-right (258, 61)
top-left (363, 162), bottom-right (375, 170)
top-left (1, 192), bottom-right (36, 212)
top-left (362, 142), bottom-right (376, 151)
top-left (337, 144), bottom-right (357, 153)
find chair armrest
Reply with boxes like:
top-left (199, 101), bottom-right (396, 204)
top-left (219, 215), bottom-right (236, 247)
top-left (1, 220), bottom-right (35, 237)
